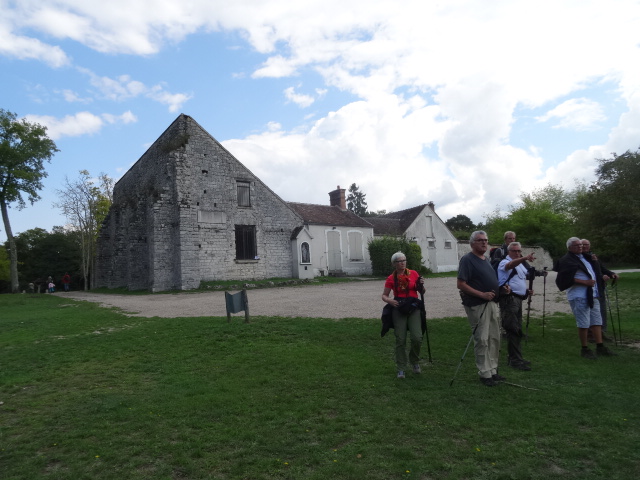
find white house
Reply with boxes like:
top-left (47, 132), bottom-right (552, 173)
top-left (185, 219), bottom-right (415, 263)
top-left (288, 187), bottom-right (374, 278)
top-left (366, 203), bottom-right (459, 273)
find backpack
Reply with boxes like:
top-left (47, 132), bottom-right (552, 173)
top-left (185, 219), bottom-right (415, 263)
top-left (490, 246), bottom-right (505, 272)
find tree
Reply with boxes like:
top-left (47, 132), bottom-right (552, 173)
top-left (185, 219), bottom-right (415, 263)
top-left (445, 214), bottom-right (475, 231)
top-left (9, 227), bottom-right (82, 291)
top-left (0, 109), bottom-right (59, 293)
top-left (483, 184), bottom-right (575, 259)
top-left (573, 149), bottom-right (640, 262)
top-left (445, 214), bottom-right (476, 239)
top-left (55, 170), bottom-right (113, 290)
top-left (0, 245), bottom-right (9, 292)
top-left (346, 183), bottom-right (368, 216)
top-left (363, 209), bottom-right (387, 217)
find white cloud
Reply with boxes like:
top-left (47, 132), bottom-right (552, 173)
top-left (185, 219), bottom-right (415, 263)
top-left (0, 22), bottom-right (70, 67)
top-left (60, 89), bottom-right (93, 104)
top-left (24, 111), bottom-right (138, 140)
top-left (5, 0), bottom-right (640, 225)
top-left (537, 98), bottom-right (606, 131)
top-left (78, 68), bottom-right (192, 112)
top-left (284, 87), bottom-right (315, 108)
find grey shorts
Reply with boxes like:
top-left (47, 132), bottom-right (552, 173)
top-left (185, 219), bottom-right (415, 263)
top-left (569, 297), bottom-right (603, 328)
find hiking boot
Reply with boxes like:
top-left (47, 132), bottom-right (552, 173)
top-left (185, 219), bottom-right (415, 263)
top-left (508, 358), bottom-right (531, 367)
top-left (492, 373), bottom-right (507, 382)
top-left (397, 370), bottom-right (405, 379)
top-left (480, 377), bottom-right (497, 387)
top-left (597, 346), bottom-right (618, 357)
top-left (412, 364), bottom-right (421, 374)
top-left (510, 362), bottom-right (532, 371)
top-left (581, 348), bottom-right (597, 360)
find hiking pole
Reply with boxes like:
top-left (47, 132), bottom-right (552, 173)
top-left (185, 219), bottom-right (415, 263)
top-left (613, 277), bottom-right (622, 343)
top-left (542, 267), bottom-right (547, 338)
top-left (419, 288), bottom-right (432, 363)
top-left (604, 286), bottom-right (618, 347)
top-left (450, 322), bottom-right (479, 387)
top-left (525, 266), bottom-right (535, 345)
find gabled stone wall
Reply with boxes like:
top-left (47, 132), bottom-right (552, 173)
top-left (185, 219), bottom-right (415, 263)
top-left (96, 115), bottom-right (303, 292)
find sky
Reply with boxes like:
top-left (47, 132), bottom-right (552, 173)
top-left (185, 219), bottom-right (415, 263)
top-left (2, 0), bottom-right (640, 243)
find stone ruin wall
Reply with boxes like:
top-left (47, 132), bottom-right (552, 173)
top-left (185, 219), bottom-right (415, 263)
top-left (96, 115), bottom-right (302, 291)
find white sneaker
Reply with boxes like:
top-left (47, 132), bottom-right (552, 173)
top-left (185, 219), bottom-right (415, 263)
top-left (397, 370), bottom-right (405, 379)
top-left (412, 364), bottom-right (421, 374)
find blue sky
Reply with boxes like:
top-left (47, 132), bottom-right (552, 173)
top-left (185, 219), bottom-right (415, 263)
top-left (2, 0), bottom-right (640, 243)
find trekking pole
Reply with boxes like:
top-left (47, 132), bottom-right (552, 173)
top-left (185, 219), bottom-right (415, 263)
top-left (525, 267), bottom-right (535, 344)
top-left (613, 277), bottom-right (622, 343)
top-left (542, 267), bottom-right (547, 338)
top-left (450, 322), bottom-right (479, 387)
top-left (604, 286), bottom-right (618, 347)
top-left (419, 288), bottom-right (432, 363)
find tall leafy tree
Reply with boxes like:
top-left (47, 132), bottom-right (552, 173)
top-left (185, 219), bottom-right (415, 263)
top-left (10, 227), bottom-right (81, 291)
top-left (574, 150), bottom-right (640, 262)
top-left (56, 170), bottom-right (113, 290)
top-left (346, 183), bottom-right (368, 216)
top-left (483, 184), bottom-right (575, 258)
top-left (0, 109), bottom-right (59, 293)
top-left (445, 214), bottom-right (476, 239)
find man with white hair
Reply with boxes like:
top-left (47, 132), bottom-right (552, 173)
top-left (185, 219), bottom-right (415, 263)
top-left (555, 237), bottom-right (617, 359)
top-left (457, 231), bottom-right (504, 386)
top-left (498, 242), bottom-right (536, 370)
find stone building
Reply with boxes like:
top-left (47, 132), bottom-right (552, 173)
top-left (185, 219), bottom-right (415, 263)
top-left (95, 114), bottom-right (303, 292)
top-left (96, 114), bottom-right (455, 291)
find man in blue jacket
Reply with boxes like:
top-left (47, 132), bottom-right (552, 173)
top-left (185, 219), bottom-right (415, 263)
top-left (555, 237), bottom-right (617, 359)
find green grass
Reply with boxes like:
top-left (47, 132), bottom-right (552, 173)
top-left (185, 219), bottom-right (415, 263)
top-left (1, 274), bottom-right (639, 479)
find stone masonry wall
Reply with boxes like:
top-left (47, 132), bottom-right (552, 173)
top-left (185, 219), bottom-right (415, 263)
top-left (96, 115), bottom-right (303, 291)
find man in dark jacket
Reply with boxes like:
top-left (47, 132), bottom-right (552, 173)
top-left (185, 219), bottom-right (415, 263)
top-left (555, 237), bottom-right (617, 359)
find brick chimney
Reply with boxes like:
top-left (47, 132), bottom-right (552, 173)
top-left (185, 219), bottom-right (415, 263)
top-left (427, 201), bottom-right (435, 211)
top-left (329, 185), bottom-right (346, 210)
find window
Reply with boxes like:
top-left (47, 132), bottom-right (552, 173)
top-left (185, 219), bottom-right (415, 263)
top-left (237, 181), bottom-right (251, 207)
top-left (428, 240), bottom-right (436, 248)
top-left (235, 225), bottom-right (257, 260)
top-left (348, 231), bottom-right (364, 261)
top-left (445, 240), bottom-right (452, 249)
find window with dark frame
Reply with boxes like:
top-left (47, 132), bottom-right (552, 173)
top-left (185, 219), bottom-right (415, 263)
top-left (235, 225), bottom-right (257, 260)
top-left (237, 181), bottom-right (251, 207)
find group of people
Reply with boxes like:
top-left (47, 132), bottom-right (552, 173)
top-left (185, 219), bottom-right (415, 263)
top-left (382, 230), bottom-right (619, 386)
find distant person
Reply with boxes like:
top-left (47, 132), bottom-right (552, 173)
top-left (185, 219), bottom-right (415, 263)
top-left (381, 251), bottom-right (425, 379)
top-left (497, 242), bottom-right (535, 371)
top-left (491, 231), bottom-right (547, 278)
top-left (581, 239), bottom-right (618, 340)
top-left (62, 272), bottom-right (71, 292)
top-left (47, 276), bottom-right (55, 293)
top-left (457, 231), bottom-right (505, 387)
top-left (555, 237), bottom-right (617, 359)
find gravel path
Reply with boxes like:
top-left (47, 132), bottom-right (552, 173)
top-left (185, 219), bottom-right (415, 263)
top-left (59, 272), bottom-right (573, 319)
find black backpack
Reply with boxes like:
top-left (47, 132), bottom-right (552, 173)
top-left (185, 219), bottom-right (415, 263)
top-left (490, 246), bottom-right (505, 272)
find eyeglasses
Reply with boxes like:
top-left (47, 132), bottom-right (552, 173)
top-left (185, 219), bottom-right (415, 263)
top-left (509, 249), bottom-right (522, 252)
top-left (570, 244), bottom-right (582, 248)
top-left (394, 259), bottom-right (407, 263)
top-left (474, 239), bottom-right (489, 243)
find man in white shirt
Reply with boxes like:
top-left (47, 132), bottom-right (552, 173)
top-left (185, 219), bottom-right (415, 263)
top-left (498, 242), bottom-right (535, 370)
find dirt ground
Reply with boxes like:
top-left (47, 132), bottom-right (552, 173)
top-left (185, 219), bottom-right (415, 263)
top-left (59, 271), bottom-right (573, 320)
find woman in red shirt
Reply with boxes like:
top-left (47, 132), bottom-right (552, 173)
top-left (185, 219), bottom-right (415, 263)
top-left (382, 251), bottom-right (425, 379)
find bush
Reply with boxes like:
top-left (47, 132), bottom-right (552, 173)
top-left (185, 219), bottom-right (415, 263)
top-left (368, 236), bottom-right (428, 276)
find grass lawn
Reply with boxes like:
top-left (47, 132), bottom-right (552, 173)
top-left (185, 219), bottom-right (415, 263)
top-left (1, 274), bottom-right (639, 479)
